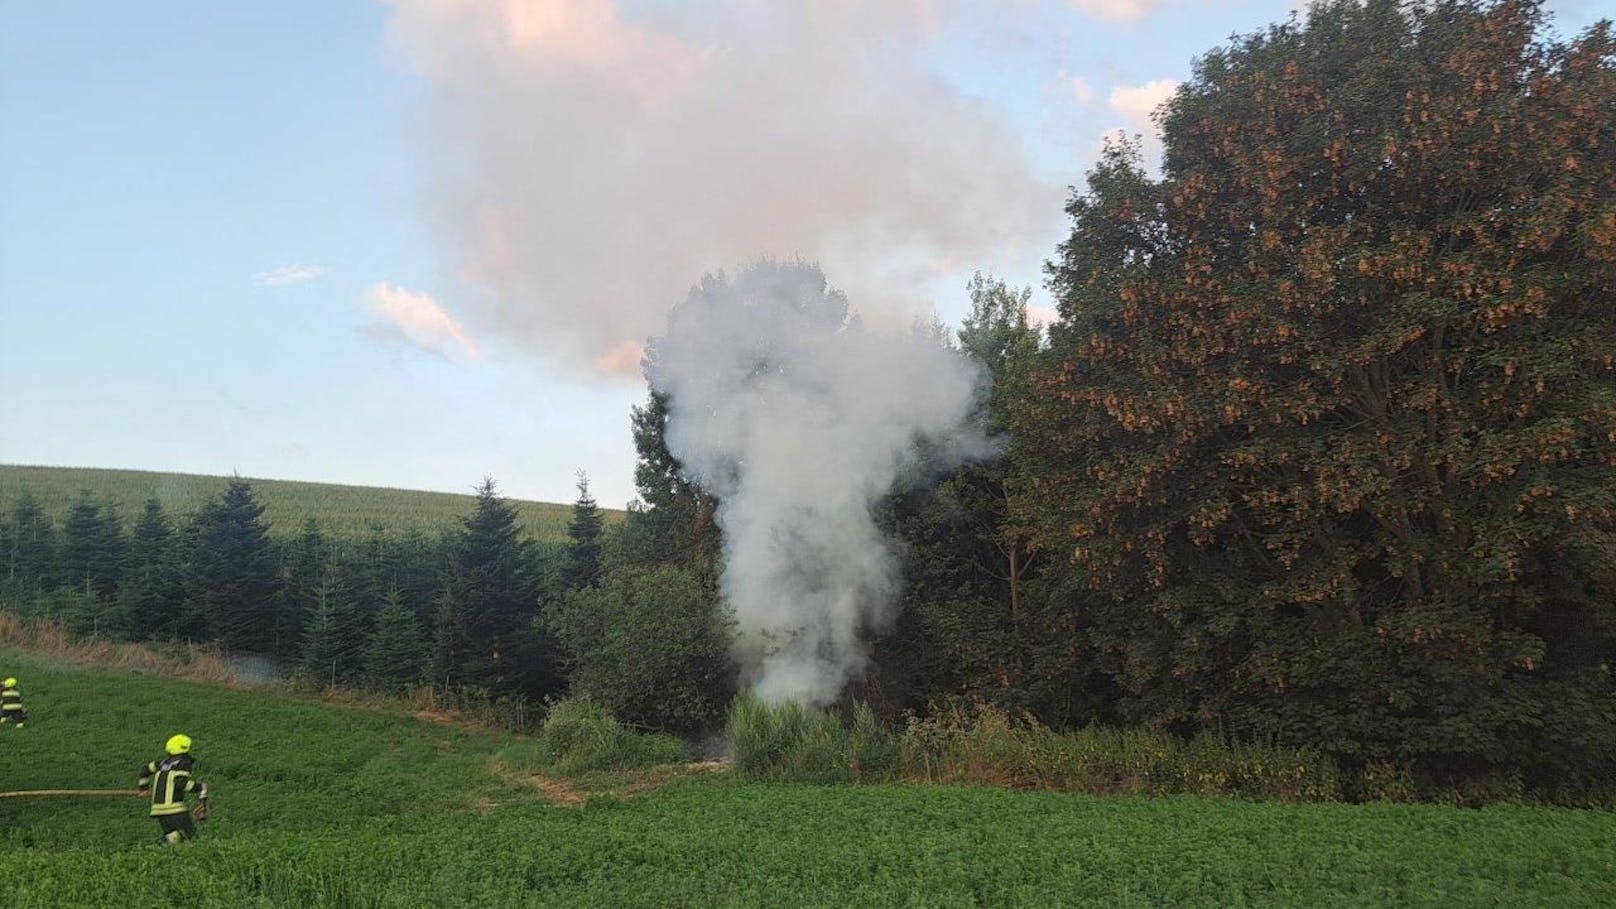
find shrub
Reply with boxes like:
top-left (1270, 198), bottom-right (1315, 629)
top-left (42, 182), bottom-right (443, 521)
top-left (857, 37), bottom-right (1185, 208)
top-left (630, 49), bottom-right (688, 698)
top-left (508, 696), bottom-right (686, 775)
top-left (727, 695), bottom-right (899, 783)
top-left (548, 566), bottom-right (734, 733)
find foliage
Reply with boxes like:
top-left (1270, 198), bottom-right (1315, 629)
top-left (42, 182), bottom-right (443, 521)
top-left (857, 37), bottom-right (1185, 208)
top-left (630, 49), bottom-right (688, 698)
top-left (550, 565), bottom-right (734, 732)
top-left (605, 392), bottom-right (720, 576)
top-left (727, 695), bottom-right (899, 783)
top-left (1015, 0), bottom-right (1616, 786)
top-left (563, 473), bottom-right (605, 590)
top-left (447, 479), bottom-right (558, 699)
top-left (297, 567), bottom-right (365, 687)
top-left (1, 495), bottom-right (59, 597)
top-left (117, 499), bottom-right (183, 642)
top-left (363, 589), bottom-right (427, 694)
top-left (502, 696), bottom-right (686, 775)
top-left (901, 701), bottom-right (1342, 801)
top-left (181, 479), bottom-right (280, 651)
top-left (60, 495), bottom-right (124, 601)
top-left (873, 272), bottom-right (1047, 714)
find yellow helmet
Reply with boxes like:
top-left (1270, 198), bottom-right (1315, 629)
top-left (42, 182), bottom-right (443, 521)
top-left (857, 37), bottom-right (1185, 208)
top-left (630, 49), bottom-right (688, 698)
top-left (165, 734), bottom-right (192, 755)
top-left (2, 678), bottom-right (14, 688)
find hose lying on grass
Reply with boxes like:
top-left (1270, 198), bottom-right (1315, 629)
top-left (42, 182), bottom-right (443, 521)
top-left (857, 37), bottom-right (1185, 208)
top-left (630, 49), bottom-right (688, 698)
top-left (0, 789), bottom-right (138, 799)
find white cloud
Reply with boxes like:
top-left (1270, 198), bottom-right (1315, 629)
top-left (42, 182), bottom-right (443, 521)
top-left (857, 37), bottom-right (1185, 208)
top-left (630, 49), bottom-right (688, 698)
top-left (384, 0), bottom-right (1053, 376)
top-left (1067, 0), bottom-right (1166, 24)
top-left (361, 282), bottom-right (482, 360)
top-left (1106, 78), bottom-right (1179, 169)
top-left (251, 264), bottom-right (330, 287)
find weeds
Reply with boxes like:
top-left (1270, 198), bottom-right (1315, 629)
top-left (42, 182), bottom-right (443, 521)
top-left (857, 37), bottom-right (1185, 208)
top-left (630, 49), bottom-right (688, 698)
top-left (901, 701), bottom-right (1342, 801)
top-left (727, 695), bottom-right (898, 783)
top-left (502, 696), bottom-right (686, 775)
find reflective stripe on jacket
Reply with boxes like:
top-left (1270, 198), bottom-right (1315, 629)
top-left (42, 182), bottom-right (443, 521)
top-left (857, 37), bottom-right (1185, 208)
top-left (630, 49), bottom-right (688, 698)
top-left (138, 755), bottom-right (205, 817)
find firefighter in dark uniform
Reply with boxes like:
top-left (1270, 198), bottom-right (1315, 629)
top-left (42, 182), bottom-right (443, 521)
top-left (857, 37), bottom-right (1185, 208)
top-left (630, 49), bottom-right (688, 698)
top-left (1, 677), bottom-right (25, 728)
top-left (138, 734), bottom-right (209, 845)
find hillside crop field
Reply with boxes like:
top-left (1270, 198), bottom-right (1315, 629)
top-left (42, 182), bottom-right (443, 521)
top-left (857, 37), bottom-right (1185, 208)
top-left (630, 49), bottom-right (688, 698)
top-left (3, 653), bottom-right (1614, 908)
top-left (0, 464), bottom-right (614, 543)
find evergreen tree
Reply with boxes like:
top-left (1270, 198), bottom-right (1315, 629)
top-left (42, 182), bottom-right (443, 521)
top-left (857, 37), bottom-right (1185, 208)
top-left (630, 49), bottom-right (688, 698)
top-left (428, 583), bottom-right (467, 690)
top-left (118, 499), bottom-right (183, 640)
top-left (61, 494), bottom-right (123, 599)
top-left (2, 495), bottom-right (59, 598)
top-left (95, 504), bottom-right (127, 598)
top-left (185, 478), bottom-right (281, 651)
top-left (275, 519), bottom-right (329, 659)
top-left (563, 473), bottom-right (604, 590)
top-left (874, 274), bottom-right (1050, 714)
top-left (364, 588), bottom-right (427, 694)
top-left (449, 478), bottom-right (555, 697)
top-left (395, 526), bottom-right (447, 628)
top-left (299, 565), bottom-right (363, 687)
top-left (608, 392), bottom-right (720, 575)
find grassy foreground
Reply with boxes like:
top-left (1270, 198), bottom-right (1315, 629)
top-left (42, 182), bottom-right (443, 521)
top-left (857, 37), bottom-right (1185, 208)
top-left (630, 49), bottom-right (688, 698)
top-left (3, 653), bottom-right (1614, 908)
top-left (0, 464), bottom-right (612, 542)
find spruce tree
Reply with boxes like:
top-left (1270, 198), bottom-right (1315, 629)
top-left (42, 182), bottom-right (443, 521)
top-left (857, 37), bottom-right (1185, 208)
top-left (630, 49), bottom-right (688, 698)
top-left (184, 478), bottom-right (281, 651)
top-left (299, 565), bottom-right (362, 687)
top-left (118, 499), bottom-right (183, 640)
top-left (62, 495), bottom-right (110, 597)
top-left (275, 519), bottom-right (328, 660)
top-left (364, 588), bottom-right (427, 694)
top-left (450, 478), bottom-right (554, 696)
top-left (2, 495), bottom-right (59, 597)
top-left (563, 473), bottom-right (604, 590)
top-left (428, 583), bottom-right (466, 690)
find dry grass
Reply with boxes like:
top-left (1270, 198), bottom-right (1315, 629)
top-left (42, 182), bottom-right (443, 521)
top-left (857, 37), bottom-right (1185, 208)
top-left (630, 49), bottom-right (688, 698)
top-left (0, 612), bottom-right (239, 687)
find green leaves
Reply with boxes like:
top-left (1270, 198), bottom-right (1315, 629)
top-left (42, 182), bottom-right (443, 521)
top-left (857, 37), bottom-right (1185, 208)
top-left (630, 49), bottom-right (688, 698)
top-left (1018, 0), bottom-right (1616, 787)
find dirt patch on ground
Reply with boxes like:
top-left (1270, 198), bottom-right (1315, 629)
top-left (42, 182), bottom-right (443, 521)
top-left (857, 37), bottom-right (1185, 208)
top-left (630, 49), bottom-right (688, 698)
top-left (490, 757), bottom-right (731, 806)
top-left (489, 758), bottom-right (587, 806)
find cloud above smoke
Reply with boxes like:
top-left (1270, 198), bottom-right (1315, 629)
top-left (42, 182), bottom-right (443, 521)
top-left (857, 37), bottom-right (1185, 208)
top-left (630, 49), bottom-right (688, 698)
top-left (384, 0), bottom-right (1052, 375)
top-left (361, 282), bottom-right (482, 360)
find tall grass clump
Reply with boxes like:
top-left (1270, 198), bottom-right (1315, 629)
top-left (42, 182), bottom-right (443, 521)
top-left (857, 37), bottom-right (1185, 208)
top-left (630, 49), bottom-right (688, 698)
top-left (901, 702), bottom-right (1341, 801)
top-left (727, 695), bottom-right (898, 783)
top-left (504, 696), bottom-right (686, 775)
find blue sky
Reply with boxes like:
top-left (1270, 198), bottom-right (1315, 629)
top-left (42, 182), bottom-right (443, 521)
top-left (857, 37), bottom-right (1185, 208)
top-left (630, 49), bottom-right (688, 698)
top-left (1, 0), bottom-right (1603, 507)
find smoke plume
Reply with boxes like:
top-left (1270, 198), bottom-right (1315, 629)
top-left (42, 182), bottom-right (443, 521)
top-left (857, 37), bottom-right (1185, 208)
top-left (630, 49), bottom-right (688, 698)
top-left (384, 0), bottom-right (1050, 375)
top-left (648, 262), bottom-right (988, 705)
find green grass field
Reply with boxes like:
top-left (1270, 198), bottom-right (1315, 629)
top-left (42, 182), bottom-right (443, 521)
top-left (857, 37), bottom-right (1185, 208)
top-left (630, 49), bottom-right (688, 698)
top-left (4, 652), bottom-right (1614, 908)
top-left (0, 464), bottom-right (617, 543)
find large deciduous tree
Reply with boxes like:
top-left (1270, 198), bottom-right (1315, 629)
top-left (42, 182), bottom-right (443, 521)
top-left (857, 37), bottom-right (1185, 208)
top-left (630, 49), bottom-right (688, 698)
top-left (1017, 0), bottom-right (1616, 787)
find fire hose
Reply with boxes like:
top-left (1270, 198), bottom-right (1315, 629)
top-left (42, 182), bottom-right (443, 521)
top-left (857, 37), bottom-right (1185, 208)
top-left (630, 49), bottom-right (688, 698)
top-left (2, 788), bottom-right (209, 822)
top-left (0, 789), bottom-right (138, 799)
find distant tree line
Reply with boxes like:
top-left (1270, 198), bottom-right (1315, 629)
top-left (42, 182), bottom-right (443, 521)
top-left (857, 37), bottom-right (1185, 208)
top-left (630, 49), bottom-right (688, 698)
top-left (3, 1), bottom-right (1612, 800)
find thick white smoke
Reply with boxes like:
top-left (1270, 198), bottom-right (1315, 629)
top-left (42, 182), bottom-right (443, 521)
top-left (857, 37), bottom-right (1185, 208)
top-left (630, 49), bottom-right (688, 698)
top-left (384, 0), bottom-right (1051, 376)
top-left (648, 263), bottom-right (989, 705)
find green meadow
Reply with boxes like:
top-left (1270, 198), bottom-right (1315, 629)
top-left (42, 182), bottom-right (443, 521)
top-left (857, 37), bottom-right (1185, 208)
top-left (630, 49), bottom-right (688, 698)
top-left (0, 464), bottom-right (612, 542)
top-left (3, 651), bottom-right (1613, 908)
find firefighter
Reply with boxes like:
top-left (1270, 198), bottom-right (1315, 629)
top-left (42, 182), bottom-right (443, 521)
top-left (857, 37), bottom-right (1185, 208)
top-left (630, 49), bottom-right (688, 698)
top-left (137, 734), bottom-right (209, 845)
top-left (0, 677), bottom-right (24, 728)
